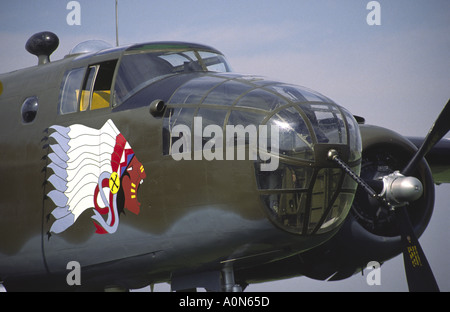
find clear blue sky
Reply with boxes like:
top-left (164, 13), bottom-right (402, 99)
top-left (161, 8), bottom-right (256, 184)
top-left (1, 0), bottom-right (449, 291)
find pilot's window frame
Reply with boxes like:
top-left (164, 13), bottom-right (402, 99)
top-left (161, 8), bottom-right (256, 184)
top-left (80, 65), bottom-right (98, 111)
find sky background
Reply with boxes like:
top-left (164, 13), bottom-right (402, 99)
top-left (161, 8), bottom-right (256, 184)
top-left (1, 0), bottom-right (449, 292)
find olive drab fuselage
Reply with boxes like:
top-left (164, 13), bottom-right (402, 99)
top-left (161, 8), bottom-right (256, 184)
top-left (0, 36), bottom-right (445, 291)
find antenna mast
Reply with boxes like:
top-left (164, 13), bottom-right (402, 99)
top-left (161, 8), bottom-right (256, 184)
top-left (115, 0), bottom-right (119, 46)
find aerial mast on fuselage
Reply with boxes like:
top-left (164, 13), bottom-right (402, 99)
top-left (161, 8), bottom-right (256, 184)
top-left (115, 0), bottom-right (119, 47)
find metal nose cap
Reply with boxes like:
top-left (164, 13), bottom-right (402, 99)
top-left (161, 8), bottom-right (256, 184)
top-left (386, 173), bottom-right (423, 203)
top-left (390, 175), bottom-right (424, 203)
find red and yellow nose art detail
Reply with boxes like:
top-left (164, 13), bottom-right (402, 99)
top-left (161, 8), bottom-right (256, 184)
top-left (46, 119), bottom-right (146, 235)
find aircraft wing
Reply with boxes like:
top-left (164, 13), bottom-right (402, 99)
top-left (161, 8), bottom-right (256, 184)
top-left (408, 137), bottom-right (450, 184)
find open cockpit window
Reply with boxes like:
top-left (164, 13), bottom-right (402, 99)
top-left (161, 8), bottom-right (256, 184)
top-left (58, 60), bottom-right (117, 114)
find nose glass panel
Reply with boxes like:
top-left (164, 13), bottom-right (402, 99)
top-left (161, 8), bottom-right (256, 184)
top-left (258, 165), bottom-right (357, 235)
top-left (257, 103), bottom-right (361, 235)
top-left (269, 106), bottom-right (314, 161)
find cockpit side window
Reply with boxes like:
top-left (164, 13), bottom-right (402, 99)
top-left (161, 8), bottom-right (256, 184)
top-left (59, 67), bottom-right (86, 114)
top-left (58, 60), bottom-right (117, 114)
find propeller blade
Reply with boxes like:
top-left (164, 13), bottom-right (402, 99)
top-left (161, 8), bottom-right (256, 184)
top-left (396, 206), bottom-right (440, 292)
top-left (395, 100), bottom-right (450, 292)
top-left (402, 99), bottom-right (450, 176)
top-left (330, 98), bottom-right (450, 292)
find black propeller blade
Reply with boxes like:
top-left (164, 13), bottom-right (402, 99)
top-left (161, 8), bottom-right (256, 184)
top-left (397, 99), bottom-right (450, 292)
top-left (395, 206), bottom-right (439, 292)
top-left (402, 99), bottom-right (450, 177)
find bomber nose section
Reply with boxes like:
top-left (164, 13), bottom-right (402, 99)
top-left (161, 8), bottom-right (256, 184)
top-left (161, 73), bottom-right (362, 235)
top-left (255, 99), bottom-right (362, 235)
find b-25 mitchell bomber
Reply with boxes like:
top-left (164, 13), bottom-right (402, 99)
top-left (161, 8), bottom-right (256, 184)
top-left (0, 31), bottom-right (448, 292)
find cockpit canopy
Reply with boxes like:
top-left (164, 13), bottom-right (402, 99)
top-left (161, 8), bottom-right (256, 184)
top-left (58, 42), bottom-right (232, 115)
top-left (113, 43), bottom-right (232, 107)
